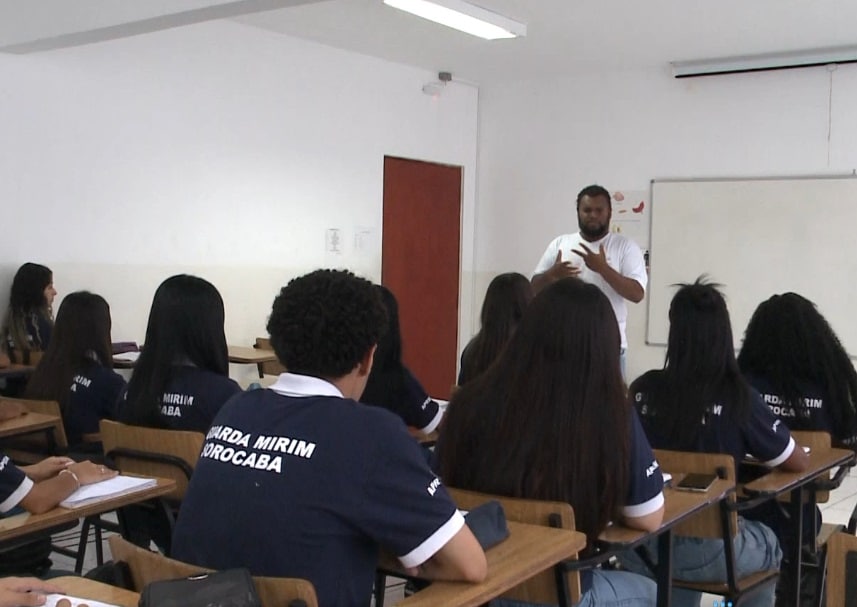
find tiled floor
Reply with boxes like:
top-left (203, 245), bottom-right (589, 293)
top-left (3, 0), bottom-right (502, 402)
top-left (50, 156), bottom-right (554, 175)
top-left (50, 470), bottom-right (857, 606)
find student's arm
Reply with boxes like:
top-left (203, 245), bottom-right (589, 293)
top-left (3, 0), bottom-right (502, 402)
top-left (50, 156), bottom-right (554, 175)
top-left (0, 577), bottom-right (61, 607)
top-left (0, 400), bottom-right (26, 421)
top-left (0, 351), bottom-right (9, 369)
top-left (407, 525), bottom-right (487, 582)
top-left (777, 439), bottom-right (810, 472)
top-left (20, 460), bottom-right (117, 514)
top-left (623, 504), bottom-right (665, 532)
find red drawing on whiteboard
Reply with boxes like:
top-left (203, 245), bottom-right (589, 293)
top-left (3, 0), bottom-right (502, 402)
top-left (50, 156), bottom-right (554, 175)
top-left (632, 201), bottom-right (645, 213)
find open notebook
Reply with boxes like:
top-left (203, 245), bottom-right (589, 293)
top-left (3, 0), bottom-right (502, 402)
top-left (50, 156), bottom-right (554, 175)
top-left (44, 595), bottom-right (120, 607)
top-left (60, 475), bottom-right (156, 509)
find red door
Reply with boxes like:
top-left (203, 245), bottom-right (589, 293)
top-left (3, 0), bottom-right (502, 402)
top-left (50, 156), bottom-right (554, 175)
top-left (382, 156), bottom-right (462, 398)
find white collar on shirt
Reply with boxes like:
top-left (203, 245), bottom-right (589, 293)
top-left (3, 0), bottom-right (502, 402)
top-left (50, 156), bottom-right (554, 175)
top-left (268, 373), bottom-right (343, 399)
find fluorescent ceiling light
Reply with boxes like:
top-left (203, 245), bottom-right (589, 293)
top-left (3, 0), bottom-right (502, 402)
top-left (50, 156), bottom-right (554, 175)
top-left (383, 0), bottom-right (526, 40)
top-left (672, 45), bottom-right (857, 78)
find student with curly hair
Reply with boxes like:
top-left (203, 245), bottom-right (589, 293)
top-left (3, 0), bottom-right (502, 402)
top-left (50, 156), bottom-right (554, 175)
top-left (359, 285), bottom-right (443, 436)
top-left (173, 269), bottom-right (486, 607)
top-left (439, 278), bottom-right (664, 607)
top-left (2, 263), bottom-right (56, 365)
top-left (458, 272), bottom-right (533, 386)
top-left (626, 278), bottom-right (808, 607)
top-left (24, 292), bottom-right (125, 451)
top-left (738, 292), bottom-right (857, 449)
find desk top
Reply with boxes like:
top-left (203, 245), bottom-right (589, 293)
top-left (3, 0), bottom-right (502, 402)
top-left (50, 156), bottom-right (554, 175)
top-left (390, 521), bottom-right (585, 607)
top-left (599, 478), bottom-right (734, 546)
top-left (51, 576), bottom-right (140, 607)
top-left (0, 412), bottom-right (61, 439)
top-left (0, 364), bottom-right (35, 379)
top-left (0, 477), bottom-right (176, 543)
top-left (743, 447), bottom-right (856, 497)
top-left (228, 345), bottom-right (278, 364)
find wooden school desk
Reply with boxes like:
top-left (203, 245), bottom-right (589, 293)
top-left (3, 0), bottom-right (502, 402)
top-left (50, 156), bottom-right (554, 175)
top-left (381, 521), bottom-right (586, 607)
top-left (599, 477), bottom-right (735, 607)
top-left (0, 477), bottom-right (176, 543)
top-left (0, 411), bottom-right (61, 452)
top-left (743, 446), bottom-right (856, 607)
top-left (51, 575), bottom-right (140, 607)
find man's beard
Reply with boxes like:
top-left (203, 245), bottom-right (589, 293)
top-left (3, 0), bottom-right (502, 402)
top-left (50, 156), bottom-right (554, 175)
top-left (579, 220), bottom-right (609, 240)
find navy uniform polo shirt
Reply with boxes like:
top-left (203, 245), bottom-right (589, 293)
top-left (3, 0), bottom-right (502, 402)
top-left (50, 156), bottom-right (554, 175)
top-left (361, 368), bottom-right (443, 435)
top-left (623, 409), bottom-right (666, 520)
top-left (0, 454), bottom-right (33, 513)
top-left (631, 370), bottom-right (795, 468)
top-left (745, 373), bottom-right (857, 449)
top-left (63, 359), bottom-right (126, 446)
top-left (172, 373), bottom-right (463, 607)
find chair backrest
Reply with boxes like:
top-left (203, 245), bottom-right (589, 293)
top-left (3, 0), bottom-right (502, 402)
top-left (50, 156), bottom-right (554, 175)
top-left (100, 420), bottom-right (203, 501)
top-left (447, 487), bottom-right (581, 604)
top-left (0, 397), bottom-right (68, 460)
top-left (108, 536), bottom-right (319, 607)
top-left (653, 449), bottom-right (737, 539)
top-left (254, 337), bottom-right (286, 376)
top-left (826, 531), bottom-right (857, 607)
top-left (790, 430), bottom-right (832, 503)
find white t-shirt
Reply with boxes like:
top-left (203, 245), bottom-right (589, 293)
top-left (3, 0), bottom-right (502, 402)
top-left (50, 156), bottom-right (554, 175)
top-left (533, 232), bottom-right (647, 348)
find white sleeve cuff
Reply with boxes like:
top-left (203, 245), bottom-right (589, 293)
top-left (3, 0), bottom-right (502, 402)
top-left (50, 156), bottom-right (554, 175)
top-left (0, 476), bottom-right (34, 513)
top-left (419, 406), bottom-right (444, 436)
top-left (398, 509), bottom-right (465, 568)
top-left (762, 436), bottom-right (795, 468)
top-left (622, 491), bottom-right (665, 519)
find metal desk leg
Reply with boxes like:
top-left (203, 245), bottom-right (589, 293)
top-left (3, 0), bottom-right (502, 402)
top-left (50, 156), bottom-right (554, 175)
top-left (656, 530), bottom-right (673, 607)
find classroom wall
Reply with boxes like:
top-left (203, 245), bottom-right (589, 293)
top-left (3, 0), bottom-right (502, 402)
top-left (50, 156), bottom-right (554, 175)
top-left (474, 62), bottom-right (857, 380)
top-left (0, 20), bottom-right (479, 384)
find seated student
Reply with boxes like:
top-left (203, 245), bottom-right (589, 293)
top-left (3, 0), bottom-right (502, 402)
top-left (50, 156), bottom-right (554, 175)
top-left (438, 278), bottom-right (664, 607)
top-left (24, 292), bottom-right (126, 452)
top-left (0, 452), bottom-right (116, 577)
top-left (117, 275), bottom-right (240, 432)
top-left (1, 263), bottom-right (56, 365)
top-left (172, 269), bottom-right (487, 607)
top-left (359, 285), bottom-right (443, 436)
top-left (739, 292), bottom-right (857, 449)
top-left (0, 577), bottom-right (61, 607)
top-left (457, 272), bottom-right (533, 386)
top-left (626, 278), bottom-right (809, 607)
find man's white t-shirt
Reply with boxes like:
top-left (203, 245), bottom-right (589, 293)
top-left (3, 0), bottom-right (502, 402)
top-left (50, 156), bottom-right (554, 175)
top-left (533, 232), bottom-right (647, 348)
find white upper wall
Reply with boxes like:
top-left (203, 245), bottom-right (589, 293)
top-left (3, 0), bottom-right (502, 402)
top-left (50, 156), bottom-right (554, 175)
top-left (474, 63), bottom-right (857, 379)
top-left (0, 19), bottom-right (479, 380)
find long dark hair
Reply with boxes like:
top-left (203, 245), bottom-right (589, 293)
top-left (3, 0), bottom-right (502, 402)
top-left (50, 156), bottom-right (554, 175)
top-left (3, 262), bottom-right (53, 353)
top-left (360, 285), bottom-right (405, 409)
top-left (648, 277), bottom-right (752, 448)
top-left (123, 275), bottom-right (229, 427)
top-left (439, 278), bottom-right (628, 543)
top-left (738, 292), bottom-right (857, 443)
top-left (25, 292), bottom-right (113, 411)
top-left (459, 273), bottom-right (533, 384)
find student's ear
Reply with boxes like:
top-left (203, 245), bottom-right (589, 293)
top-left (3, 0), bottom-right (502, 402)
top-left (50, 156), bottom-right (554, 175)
top-left (357, 344), bottom-right (377, 377)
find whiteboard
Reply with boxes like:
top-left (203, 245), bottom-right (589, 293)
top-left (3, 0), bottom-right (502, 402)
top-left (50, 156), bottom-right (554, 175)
top-left (646, 176), bottom-right (857, 355)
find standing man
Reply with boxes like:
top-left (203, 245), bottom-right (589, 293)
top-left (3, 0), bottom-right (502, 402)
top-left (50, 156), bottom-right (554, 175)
top-left (532, 184), bottom-right (647, 373)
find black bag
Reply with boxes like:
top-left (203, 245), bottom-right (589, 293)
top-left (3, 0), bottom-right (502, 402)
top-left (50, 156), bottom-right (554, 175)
top-left (464, 499), bottom-right (510, 550)
top-left (138, 568), bottom-right (262, 607)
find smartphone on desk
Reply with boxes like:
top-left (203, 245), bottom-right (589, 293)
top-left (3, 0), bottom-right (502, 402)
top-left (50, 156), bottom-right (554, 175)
top-left (675, 473), bottom-right (717, 493)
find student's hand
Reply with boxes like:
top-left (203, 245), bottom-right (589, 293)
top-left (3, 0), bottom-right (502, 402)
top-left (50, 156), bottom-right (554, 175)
top-left (21, 457), bottom-right (75, 482)
top-left (0, 577), bottom-right (61, 606)
top-left (68, 461), bottom-right (118, 486)
top-left (572, 243), bottom-right (610, 275)
top-left (546, 250), bottom-right (581, 281)
top-left (0, 400), bottom-right (27, 421)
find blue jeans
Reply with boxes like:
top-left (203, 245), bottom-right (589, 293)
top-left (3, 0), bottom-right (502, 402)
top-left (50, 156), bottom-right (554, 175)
top-left (491, 568), bottom-right (656, 607)
top-left (619, 518), bottom-right (782, 607)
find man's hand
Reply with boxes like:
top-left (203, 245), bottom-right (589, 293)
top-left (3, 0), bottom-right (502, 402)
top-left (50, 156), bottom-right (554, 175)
top-left (21, 457), bottom-right (75, 482)
top-left (0, 577), bottom-right (61, 607)
top-left (546, 250), bottom-right (581, 280)
top-left (572, 244), bottom-right (610, 275)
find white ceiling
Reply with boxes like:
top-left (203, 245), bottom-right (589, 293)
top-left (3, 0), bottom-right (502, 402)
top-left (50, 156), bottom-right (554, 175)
top-left (3, 0), bottom-right (857, 83)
